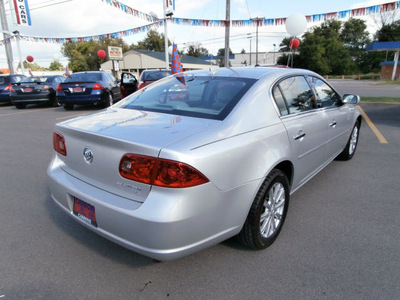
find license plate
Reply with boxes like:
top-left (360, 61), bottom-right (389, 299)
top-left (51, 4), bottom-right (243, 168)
top-left (73, 197), bottom-right (97, 227)
top-left (23, 88), bottom-right (33, 92)
top-left (73, 87), bottom-right (83, 93)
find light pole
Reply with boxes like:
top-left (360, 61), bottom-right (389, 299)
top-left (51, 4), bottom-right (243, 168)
top-left (13, 30), bottom-right (25, 74)
top-left (247, 33), bottom-right (252, 65)
top-left (251, 17), bottom-right (265, 66)
top-left (0, 0), bottom-right (15, 74)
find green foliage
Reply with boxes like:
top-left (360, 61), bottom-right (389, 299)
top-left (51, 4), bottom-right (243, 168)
top-left (186, 43), bottom-right (209, 57)
top-left (23, 61), bottom-right (45, 71)
top-left (217, 48), bottom-right (233, 67)
top-left (131, 30), bottom-right (171, 52)
top-left (49, 61), bottom-right (64, 71)
top-left (61, 38), bottom-right (128, 72)
top-left (278, 18), bottom-right (381, 75)
top-left (375, 20), bottom-right (400, 41)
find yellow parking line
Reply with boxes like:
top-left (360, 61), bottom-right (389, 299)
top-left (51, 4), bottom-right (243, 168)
top-left (56, 113), bottom-right (88, 120)
top-left (358, 106), bottom-right (388, 144)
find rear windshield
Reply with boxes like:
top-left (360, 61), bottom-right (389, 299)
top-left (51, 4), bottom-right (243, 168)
top-left (21, 77), bottom-right (49, 83)
top-left (141, 70), bottom-right (170, 82)
top-left (116, 74), bottom-right (256, 120)
top-left (65, 73), bottom-right (102, 82)
top-left (0, 77), bottom-right (6, 84)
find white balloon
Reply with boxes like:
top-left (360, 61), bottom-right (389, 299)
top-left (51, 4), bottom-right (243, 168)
top-left (285, 13), bottom-right (307, 36)
top-left (168, 45), bottom-right (173, 55)
top-left (52, 54), bottom-right (60, 61)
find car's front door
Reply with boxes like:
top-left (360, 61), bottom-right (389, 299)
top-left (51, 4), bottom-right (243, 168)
top-left (120, 72), bottom-right (138, 98)
top-left (273, 75), bottom-right (329, 190)
top-left (306, 76), bottom-right (353, 161)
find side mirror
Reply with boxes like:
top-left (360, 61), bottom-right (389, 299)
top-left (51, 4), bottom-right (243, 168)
top-left (342, 94), bottom-right (360, 105)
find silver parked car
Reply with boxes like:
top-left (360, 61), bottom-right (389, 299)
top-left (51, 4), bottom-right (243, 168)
top-left (47, 67), bottom-right (361, 261)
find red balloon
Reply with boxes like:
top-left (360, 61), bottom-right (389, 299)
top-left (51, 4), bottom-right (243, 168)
top-left (26, 55), bottom-right (34, 62)
top-left (97, 50), bottom-right (106, 59)
top-left (289, 38), bottom-right (300, 49)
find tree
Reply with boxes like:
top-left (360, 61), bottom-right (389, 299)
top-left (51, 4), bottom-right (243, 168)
top-left (131, 30), bottom-right (171, 52)
top-left (375, 20), bottom-right (400, 41)
top-left (61, 38), bottom-right (128, 72)
top-left (185, 43), bottom-right (209, 57)
top-left (23, 61), bottom-right (45, 71)
top-left (216, 48), bottom-right (233, 67)
top-left (49, 61), bottom-right (64, 71)
top-left (277, 19), bottom-right (377, 75)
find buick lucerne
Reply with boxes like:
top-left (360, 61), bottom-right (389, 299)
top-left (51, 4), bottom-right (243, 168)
top-left (47, 67), bottom-right (361, 261)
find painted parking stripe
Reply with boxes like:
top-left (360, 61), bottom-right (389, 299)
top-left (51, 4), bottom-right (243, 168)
top-left (56, 113), bottom-right (88, 120)
top-left (358, 106), bottom-right (388, 144)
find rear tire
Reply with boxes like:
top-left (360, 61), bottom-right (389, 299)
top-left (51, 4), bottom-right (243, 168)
top-left (104, 93), bottom-right (113, 108)
top-left (336, 120), bottom-right (360, 161)
top-left (63, 104), bottom-right (73, 110)
top-left (15, 103), bottom-right (26, 109)
top-left (237, 169), bottom-right (290, 249)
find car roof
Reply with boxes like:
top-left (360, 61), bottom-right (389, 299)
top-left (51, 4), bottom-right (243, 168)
top-left (183, 67), bottom-right (318, 80)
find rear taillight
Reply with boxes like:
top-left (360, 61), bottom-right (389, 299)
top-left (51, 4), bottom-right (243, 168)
top-left (53, 132), bottom-right (66, 156)
top-left (4, 84), bottom-right (12, 91)
top-left (56, 84), bottom-right (63, 92)
top-left (10, 87), bottom-right (15, 93)
top-left (93, 83), bottom-right (103, 90)
top-left (119, 154), bottom-right (209, 188)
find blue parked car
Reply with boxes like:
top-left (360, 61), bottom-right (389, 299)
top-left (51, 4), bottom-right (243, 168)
top-left (10, 75), bottom-right (65, 109)
top-left (56, 71), bottom-right (121, 110)
top-left (0, 74), bottom-right (26, 104)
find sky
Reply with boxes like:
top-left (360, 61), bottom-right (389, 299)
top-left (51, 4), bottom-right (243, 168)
top-left (1, 0), bottom-right (399, 69)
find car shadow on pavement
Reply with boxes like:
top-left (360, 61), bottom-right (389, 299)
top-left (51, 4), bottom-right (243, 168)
top-left (44, 194), bottom-right (155, 266)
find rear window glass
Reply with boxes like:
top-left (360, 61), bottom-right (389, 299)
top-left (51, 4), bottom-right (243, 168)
top-left (65, 73), bottom-right (102, 82)
top-left (21, 77), bottom-right (49, 83)
top-left (0, 77), bottom-right (6, 84)
top-left (141, 71), bottom-right (170, 81)
top-left (116, 75), bottom-right (256, 120)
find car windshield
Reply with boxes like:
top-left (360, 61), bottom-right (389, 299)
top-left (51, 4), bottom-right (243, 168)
top-left (65, 73), bottom-right (102, 82)
top-left (142, 71), bottom-right (170, 81)
top-left (116, 74), bottom-right (256, 120)
top-left (21, 77), bottom-right (48, 83)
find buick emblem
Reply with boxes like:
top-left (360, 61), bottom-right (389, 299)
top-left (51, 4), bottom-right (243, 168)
top-left (83, 147), bottom-right (93, 164)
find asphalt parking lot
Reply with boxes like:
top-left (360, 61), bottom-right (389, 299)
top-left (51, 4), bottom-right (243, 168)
top-left (0, 100), bottom-right (399, 299)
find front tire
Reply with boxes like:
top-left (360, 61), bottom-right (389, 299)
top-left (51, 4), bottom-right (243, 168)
top-left (237, 169), bottom-right (290, 249)
top-left (336, 120), bottom-right (360, 161)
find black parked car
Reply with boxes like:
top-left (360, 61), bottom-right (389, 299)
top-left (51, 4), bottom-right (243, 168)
top-left (0, 74), bottom-right (26, 104)
top-left (56, 71), bottom-right (121, 110)
top-left (10, 75), bottom-right (65, 109)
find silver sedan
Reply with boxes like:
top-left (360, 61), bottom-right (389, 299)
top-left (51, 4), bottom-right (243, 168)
top-left (47, 67), bottom-right (361, 261)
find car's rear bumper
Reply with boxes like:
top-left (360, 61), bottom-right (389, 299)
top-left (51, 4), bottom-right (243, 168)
top-left (47, 154), bottom-right (257, 261)
top-left (57, 94), bottom-right (104, 106)
top-left (11, 94), bottom-right (52, 104)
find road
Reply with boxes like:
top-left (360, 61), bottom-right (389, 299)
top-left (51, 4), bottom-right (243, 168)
top-left (0, 101), bottom-right (399, 299)
top-left (329, 79), bottom-right (400, 97)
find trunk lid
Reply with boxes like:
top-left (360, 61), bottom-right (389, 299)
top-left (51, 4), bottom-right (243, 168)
top-left (55, 108), bottom-right (217, 202)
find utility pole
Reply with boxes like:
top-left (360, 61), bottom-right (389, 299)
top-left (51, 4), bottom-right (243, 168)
top-left (163, 0), bottom-right (169, 70)
top-left (251, 17), bottom-right (264, 66)
top-left (0, 0), bottom-right (15, 74)
top-left (224, 0), bottom-right (230, 67)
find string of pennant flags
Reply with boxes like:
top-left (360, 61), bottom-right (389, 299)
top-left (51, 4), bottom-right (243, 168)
top-left (1, 0), bottom-right (400, 47)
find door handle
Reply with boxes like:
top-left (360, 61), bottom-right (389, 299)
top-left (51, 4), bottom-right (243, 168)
top-left (294, 130), bottom-right (306, 140)
top-left (329, 120), bottom-right (337, 128)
